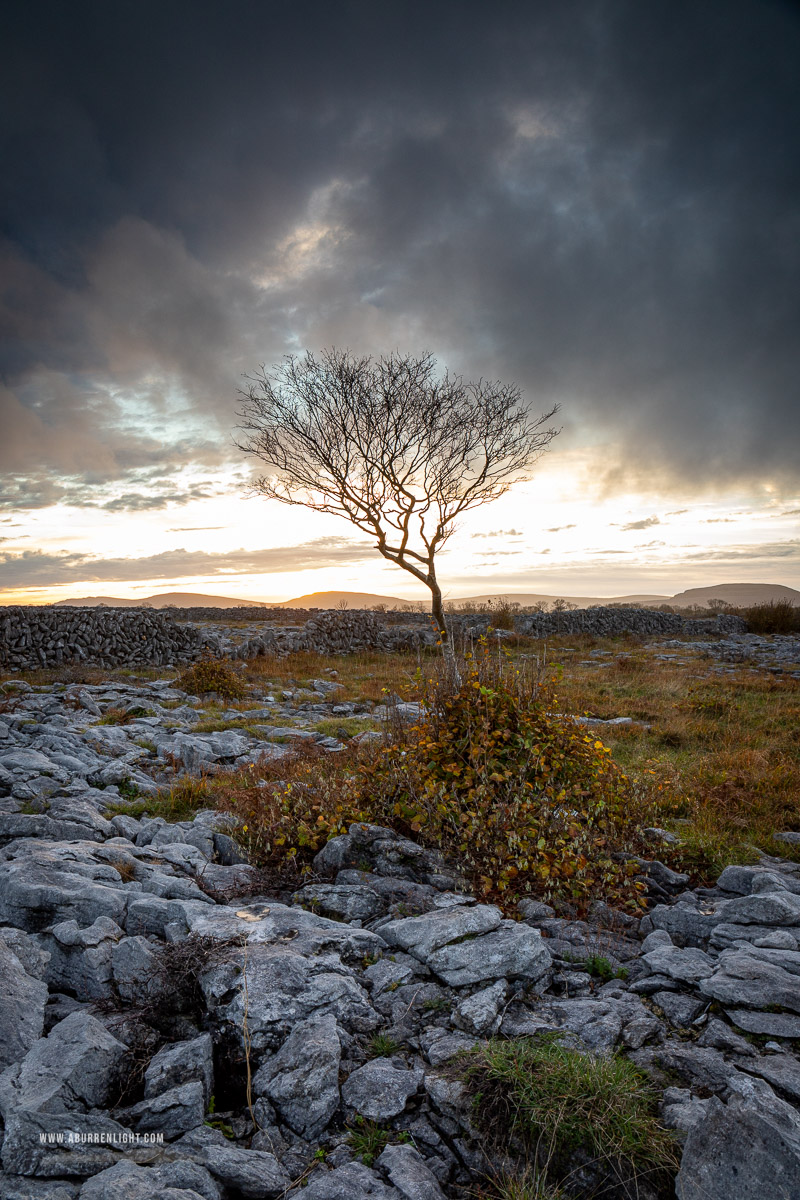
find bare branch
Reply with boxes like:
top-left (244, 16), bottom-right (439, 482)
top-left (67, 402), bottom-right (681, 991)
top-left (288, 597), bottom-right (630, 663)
top-left (235, 347), bottom-right (560, 651)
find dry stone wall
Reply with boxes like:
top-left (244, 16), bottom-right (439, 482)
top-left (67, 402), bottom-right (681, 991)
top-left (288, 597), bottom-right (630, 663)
top-left (0, 605), bottom-right (747, 671)
top-left (513, 606), bottom-right (746, 638)
top-left (0, 607), bottom-right (211, 671)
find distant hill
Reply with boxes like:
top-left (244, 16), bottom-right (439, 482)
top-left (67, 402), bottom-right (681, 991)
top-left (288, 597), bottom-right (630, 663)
top-left (450, 592), bottom-right (671, 608)
top-left (275, 590), bottom-right (415, 609)
top-left (50, 582), bottom-right (800, 611)
top-left (54, 592), bottom-right (264, 609)
top-left (670, 583), bottom-right (800, 608)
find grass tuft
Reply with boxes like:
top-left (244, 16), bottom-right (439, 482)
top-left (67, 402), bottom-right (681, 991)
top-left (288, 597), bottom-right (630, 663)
top-left (461, 1035), bottom-right (678, 1194)
top-left (367, 1033), bottom-right (402, 1058)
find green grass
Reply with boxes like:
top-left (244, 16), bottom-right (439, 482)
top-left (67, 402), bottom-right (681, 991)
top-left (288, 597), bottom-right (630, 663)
top-left (480, 1168), bottom-right (567, 1200)
top-left (105, 774), bottom-right (214, 822)
top-left (347, 1117), bottom-right (410, 1167)
top-left (313, 716), bottom-right (380, 740)
top-left (367, 1033), bottom-right (402, 1058)
top-left (461, 1036), bottom-right (678, 1193)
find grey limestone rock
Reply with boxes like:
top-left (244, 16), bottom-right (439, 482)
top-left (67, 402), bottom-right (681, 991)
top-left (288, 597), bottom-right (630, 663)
top-left (715, 890), bottom-right (800, 926)
top-left (649, 902), bottom-right (718, 947)
top-left (203, 943), bottom-right (379, 1052)
top-left (0, 1011), bottom-right (127, 1119)
top-left (78, 1159), bottom-right (219, 1199)
top-left (651, 992), bottom-right (707, 1028)
top-left (110, 935), bottom-right (164, 1005)
top-left (44, 917), bottom-right (124, 1002)
top-left (676, 1078), bottom-right (800, 1199)
top-left (653, 1043), bottom-right (739, 1095)
top-left (144, 1034), bottom-right (214, 1103)
top-left (420, 1029), bottom-right (481, 1067)
top-left (452, 980), bottom-right (507, 1036)
top-left (186, 899), bottom-right (384, 960)
top-left (292, 1161), bottom-right (400, 1200)
top-left (375, 1143), bottom-right (447, 1200)
top-left (363, 957), bottom-right (417, 997)
top-left (501, 993), bottom-right (658, 1053)
top-left (1, 1109), bottom-right (132, 1178)
top-left (122, 1080), bottom-right (206, 1140)
top-left (0, 1175), bottom-right (80, 1198)
top-left (639, 928), bottom-right (673, 953)
top-left (342, 1058), bottom-right (423, 1121)
top-left (291, 883), bottom-right (387, 923)
top-left (427, 921), bottom-right (551, 987)
top-left (725, 1008), bottom-right (800, 1039)
top-left (699, 949), bottom-right (800, 1012)
top-left (733, 1052), bottom-right (800, 1103)
top-left (0, 850), bottom-right (128, 933)
top-left (642, 945), bottom-right (715, 985)
top-left (660, 1087), bottom-right (711, 1143)
top-left (175, 1125), bottom-right (290, 1198)
top-left (517, 898), bottom-right (555, 923)
top-left (378, 905), bottom-right (502, 960)
top-left (253, 1012), bottom-right (342, 1138)
top-left (0, 938), bottom-right (49, 1069)
top-left (697, 1018), bottom-right (755, 1056)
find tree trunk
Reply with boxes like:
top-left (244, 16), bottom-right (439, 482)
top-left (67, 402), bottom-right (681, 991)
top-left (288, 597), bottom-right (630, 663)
top-left (428, 575), bottom-right (461, 686)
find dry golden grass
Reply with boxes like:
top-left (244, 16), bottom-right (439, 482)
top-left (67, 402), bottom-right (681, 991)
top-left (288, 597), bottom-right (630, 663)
top-left (545, 641), bottom-right (800, 879)
top-left (241, 647), bottom-right (432, 703)
top-left (17, 631), bottom-right (800, 892)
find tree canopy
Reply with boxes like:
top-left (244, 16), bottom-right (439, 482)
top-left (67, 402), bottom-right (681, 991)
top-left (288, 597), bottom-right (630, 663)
top-left (237, 348), bottom-right (559, 661)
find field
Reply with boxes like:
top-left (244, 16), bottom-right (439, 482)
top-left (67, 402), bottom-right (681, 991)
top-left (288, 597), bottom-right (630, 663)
top-left (15, 630), bottom-right (800, 904)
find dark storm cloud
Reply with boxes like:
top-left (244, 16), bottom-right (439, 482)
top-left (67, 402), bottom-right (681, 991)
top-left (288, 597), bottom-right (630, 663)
top-left (1, 0), bottom-right (798, 513)
top-left (0, 537), bottom-right (376, 590)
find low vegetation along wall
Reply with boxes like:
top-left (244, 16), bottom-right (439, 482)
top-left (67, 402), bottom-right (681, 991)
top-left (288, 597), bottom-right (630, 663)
top-left (0, 605), bottom-right (747, 672)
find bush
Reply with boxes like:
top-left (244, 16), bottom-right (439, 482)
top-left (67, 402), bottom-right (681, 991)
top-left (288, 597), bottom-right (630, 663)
top-left (177, 655), bottom-right (247, 700)
top-left (357, 647), bottom-right (640, 906)
top-left (221, 644), bottom-right (644, 910)
top-left (744, 599), bottom-right (800, 635)
top-left (461, 1036), bottom-right (678, 1195)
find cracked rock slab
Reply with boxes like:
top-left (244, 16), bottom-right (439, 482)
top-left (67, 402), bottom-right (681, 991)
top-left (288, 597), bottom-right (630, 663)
top-left (253, 1012), bottom-right (341, 1138)
top-left (427, 921), bottom-right (551, 986)
top-left (342, 1058), bottom-right (423, 1121)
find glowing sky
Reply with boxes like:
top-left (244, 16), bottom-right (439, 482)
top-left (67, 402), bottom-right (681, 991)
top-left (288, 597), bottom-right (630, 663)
top-left (2, 1), bottom-right (798, 604)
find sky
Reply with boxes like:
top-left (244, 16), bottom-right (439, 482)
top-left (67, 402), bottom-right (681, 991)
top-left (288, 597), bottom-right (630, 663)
top-left (1, 0), bottom-right (799, 605)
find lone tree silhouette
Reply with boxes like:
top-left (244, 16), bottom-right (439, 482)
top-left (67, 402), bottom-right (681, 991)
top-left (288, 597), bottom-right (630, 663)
top-left (236, 348), bottom-right (559, 671)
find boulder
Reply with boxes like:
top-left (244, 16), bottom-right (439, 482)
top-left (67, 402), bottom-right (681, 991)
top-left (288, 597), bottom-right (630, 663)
top-left (378, 905), bottom-right (502, 960)
top-left (122, 1080), bottom-right (206, 1140)
top-left (144, 1034), bottom-right (214, 1103)
top-left (699, 950), bottom-right (800, 1013)
top-left (427, 922), bottom-right (551, 986)
top-left (676, 1078), bottom-right (800, 1199)
top-left (0, 938), bottom-right (49, 1069)
top-left (175, 1125), bottom-right (289, 1198)
top-left (253, 1013), bottom-right (341, 1138)
top-left (79, 1159), bottom-right (220, 1199)
top-left (342, 1059), bottom-right (423, 1121)
top-left (1, 1110), bottom-right (132, 1178)
top-left (375, 1143), bottom-right (448, 1200)
top-left (292, 1161), bottom-right (400, 1200)
top-left (0, 1011), bottom-right (127, 1118)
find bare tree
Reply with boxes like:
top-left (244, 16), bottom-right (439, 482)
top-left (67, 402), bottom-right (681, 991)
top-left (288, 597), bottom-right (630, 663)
top-left (236, 348), bottom-right (559, 673)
